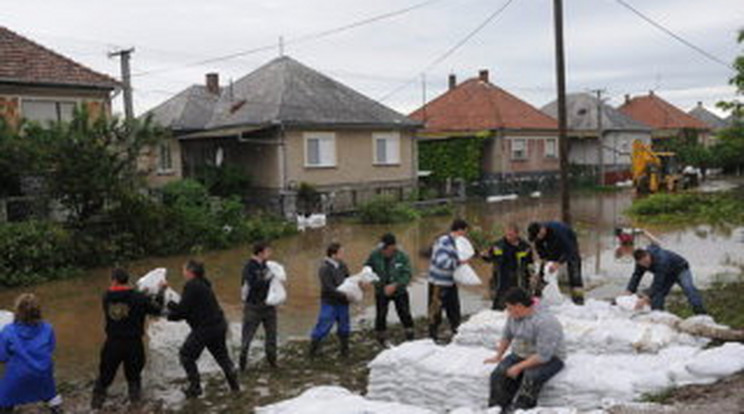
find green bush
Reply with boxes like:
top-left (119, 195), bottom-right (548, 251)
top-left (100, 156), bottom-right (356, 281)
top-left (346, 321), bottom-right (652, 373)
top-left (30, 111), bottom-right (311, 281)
top-left (195, 164), bottom-right (251, 198)
top-left (0, 221), bottom-right (79, 286)
top-left (627, 192), bottom-right (744, 224)
top-left (357, 196), bottom-right (420, 224)
top-left (162, 178), bottom-right (209, 208)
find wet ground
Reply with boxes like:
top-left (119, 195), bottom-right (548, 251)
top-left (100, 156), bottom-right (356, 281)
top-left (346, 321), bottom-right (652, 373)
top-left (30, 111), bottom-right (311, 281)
top-left (1, 182), bottom-right (743, 389)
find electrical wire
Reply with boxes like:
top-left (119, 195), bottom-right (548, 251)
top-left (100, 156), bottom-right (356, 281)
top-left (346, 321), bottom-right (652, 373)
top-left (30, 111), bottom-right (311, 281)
top-left (378, 0), bottom-right (518, 102)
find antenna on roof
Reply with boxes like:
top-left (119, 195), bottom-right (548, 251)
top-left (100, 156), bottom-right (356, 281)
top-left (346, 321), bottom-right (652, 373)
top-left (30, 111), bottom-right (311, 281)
top-left (279, 36), bottom-right (285, 57)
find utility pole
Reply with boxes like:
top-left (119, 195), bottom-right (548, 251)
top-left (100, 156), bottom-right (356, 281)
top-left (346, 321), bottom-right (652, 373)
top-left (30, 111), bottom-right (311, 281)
top-left (108, 48), bottom-right (135, 123)
top-left (591, 88), bottom-right (606, 186)
top-left (553, 0), bottom-right (571, 224)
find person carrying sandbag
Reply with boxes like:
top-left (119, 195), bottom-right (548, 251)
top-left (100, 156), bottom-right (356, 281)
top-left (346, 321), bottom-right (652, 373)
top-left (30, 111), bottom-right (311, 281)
top-left (91, 269), bottom-right (165, 409)
top-left (427, 219), bottom-right (470, 342)
top-left (309, 243), bottom-right (351, 358)
top-left (239, 242), bottom-right (278, 371)
top-left (167, 260), bottom-right (239, 398)
top-left (528, 221), bottom-right (585, 305)
top-left (365, 233), bottom-right (415, 346)
top-left (482, 224), bottom-right (536, 310)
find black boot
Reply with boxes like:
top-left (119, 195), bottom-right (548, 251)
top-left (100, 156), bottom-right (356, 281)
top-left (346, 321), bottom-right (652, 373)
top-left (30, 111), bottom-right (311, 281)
top-left (338, 335), bottom-right (349, 359)
top-left (570, 288), bottom-right (585, 306)
top-left (266, 352), bottom-right (278, 369)
top-left (49, 405), bottom-right (64, 414)
top-left (376, 331), bottom-right (389, 348)
top-left (513, 377), bottom-right (541, 410)
top-left (128, 381), bottom-right (142, 404)
top-left (308, 339), bottom-right (321, 359)
top-left (238, 349), bottom-right (248, 373)
top-left (404, 328), bottom-right (415, 341)
top-left (90, 387), bottom-right (106, 410)
top-left (0, 407), bottom-right (12, 414)
top-left (180, 354), bottom-right (203, 399)
top-left (226, 369), bottom-right (240, 392)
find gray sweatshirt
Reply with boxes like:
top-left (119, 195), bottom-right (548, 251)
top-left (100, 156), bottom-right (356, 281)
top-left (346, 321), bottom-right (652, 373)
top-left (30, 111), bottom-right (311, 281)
top-left (503, 306), bottom-right (566, 362)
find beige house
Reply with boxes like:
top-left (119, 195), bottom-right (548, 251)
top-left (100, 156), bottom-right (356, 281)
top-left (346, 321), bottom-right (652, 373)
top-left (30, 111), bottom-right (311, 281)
top-left (146, 56), bottom-right (419, 215)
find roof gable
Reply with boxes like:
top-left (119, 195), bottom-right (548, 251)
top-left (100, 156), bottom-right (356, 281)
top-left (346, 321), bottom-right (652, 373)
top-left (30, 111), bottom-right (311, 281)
top-left (409, 78), bottom-right (557, 133)
top-left (542, 93), bottom-right (650, 132)
top-left (688, 103), bottom-right (728, 130)
top-left (0, 26), bottom-right (118, 89)
top-left (618, 93), bottom-right (709, 131)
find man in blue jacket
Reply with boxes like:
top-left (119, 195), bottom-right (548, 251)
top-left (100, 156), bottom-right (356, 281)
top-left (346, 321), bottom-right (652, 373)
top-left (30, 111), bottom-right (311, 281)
top-left (625, 244), bottom-right (706, 314)
top-left (528, 221), bottom-right (584, 305)
top-left (428, 219), bottom-right (469, 341)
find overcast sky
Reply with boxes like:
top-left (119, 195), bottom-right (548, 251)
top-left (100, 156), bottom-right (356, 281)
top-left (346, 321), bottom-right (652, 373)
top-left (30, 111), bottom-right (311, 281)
top-left (2, 0), bottom-right (742, 118)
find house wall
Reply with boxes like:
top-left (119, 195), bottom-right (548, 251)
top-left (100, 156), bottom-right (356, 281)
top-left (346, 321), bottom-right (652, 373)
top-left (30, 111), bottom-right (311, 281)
top-left (570, 131), bottom-right (651, 167)
top-left (140, 137), bottom-right (183, 188)
top-left (0, 84), bottom-right (111, 126)
top-left (485, 132), bottom-right (560, 176)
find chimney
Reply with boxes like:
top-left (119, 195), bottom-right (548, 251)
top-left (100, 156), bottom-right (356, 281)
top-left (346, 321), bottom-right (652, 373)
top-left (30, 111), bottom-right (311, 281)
top-left (625, 94), bottom-right (630, 104)
top-left (206, 73), bottom-right (220, 95)
top-left (448, 74), bottom-right (457, 90)
top-left (697, 101), bottom-right (703, 108)
top-left (649, 90), bottom-right (655, 97)
top-left (478, 69), bottom-right (489, 83)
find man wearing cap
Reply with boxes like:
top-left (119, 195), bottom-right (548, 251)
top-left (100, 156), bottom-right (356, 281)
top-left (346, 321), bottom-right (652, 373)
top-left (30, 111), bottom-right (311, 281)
top-left (527, 221), bottom-right (584, 305)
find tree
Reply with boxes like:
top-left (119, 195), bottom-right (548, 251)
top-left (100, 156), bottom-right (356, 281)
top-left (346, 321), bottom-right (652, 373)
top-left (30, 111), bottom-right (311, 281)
top-left (713, 29), bottom-right (744, 173)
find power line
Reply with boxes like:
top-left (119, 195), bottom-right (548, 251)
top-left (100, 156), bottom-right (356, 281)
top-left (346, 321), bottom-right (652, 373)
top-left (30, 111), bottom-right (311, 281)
top-left (378, 0), bottom-right (519, 102)
top-left (132, 0), bottom-right (444, 78)
top-left (613, 0), bottom-right (732, 70)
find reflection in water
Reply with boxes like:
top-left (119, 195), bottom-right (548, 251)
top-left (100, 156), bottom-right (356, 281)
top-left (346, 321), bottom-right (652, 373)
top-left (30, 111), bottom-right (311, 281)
top-left (1, 189), bottom-right (742, 382)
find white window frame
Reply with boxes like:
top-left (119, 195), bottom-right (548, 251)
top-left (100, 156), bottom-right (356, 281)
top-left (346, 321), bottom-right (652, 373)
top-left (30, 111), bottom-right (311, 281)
top-left (511, 138), bottom-right (527, 160)
top-left (304, 132), bottom-right (337, 168)
top-left (544, 138), bottom-right (557, 158)
top-left (20, 96), bottom-right (80, 124)
top-left (157, 141), bottom-right (174, 174)
top-left (372, 132), bottom-right (401, 166)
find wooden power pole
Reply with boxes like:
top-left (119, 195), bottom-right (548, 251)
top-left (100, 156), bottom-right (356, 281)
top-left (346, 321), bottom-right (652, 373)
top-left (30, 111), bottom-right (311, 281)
top-left (591, 88), bottom-right (606, 186)
top-left (553, 0), bottom-right (571, 224)
top-left (108, 48), bottom-right (135, 123)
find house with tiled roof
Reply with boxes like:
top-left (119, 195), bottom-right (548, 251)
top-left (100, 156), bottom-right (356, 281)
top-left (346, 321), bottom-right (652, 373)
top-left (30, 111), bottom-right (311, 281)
top-left (542, 93), bottom-right (652, 183)
top-left (146, 56), bottom-right (420, 214)
top-left (688, 102), bottom-right (728, 132)
top-left (409, 70), bottom-right (559, 191)
top-left (0, 26), bottom-right (119, 127)
top-left (618, 91), bottom-right (711, 148)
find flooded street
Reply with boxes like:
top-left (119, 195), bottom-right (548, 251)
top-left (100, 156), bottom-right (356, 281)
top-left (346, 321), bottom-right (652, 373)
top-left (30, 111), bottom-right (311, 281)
top-left (1, 187), bottom-right (743, 384)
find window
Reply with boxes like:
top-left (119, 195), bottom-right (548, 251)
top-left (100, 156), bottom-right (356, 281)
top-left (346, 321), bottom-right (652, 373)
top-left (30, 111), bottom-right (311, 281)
top-left (304, 132), bottom-right (336, 167)
top-left (21, 99), bottom-right (76, 124)
top-left (373, 132), bottom-right (400, 165)
top-left (545, 138), bottom-right (557, 158)
top-left (158, 142), bottom-right (173, 173)
top-left (511, 139), bottom-right (527, 160)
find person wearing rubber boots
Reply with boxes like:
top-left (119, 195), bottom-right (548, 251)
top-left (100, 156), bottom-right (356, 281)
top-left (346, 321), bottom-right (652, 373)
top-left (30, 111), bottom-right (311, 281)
top-left (309, 242), bottom-right (351, 358)
top-left (365, 233), bottom-right (415, 346)
top-left (527, 221), bottom-right (585, 305)
top-left (482, 223), bottom-right (536, 310)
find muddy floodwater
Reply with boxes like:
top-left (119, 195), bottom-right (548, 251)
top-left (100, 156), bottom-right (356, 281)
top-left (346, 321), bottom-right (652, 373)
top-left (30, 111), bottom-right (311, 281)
top-left (1, 187), bottom-right (743, 384)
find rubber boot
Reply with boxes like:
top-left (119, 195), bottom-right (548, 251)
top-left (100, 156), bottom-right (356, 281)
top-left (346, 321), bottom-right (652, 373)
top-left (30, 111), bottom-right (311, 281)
top-left (376, 331), bottom-right (389, 348)
top-left (0, 407), bottom-right (12, 414)
top-left (238, 349), bottom-right (248, 373)
top-left (308, 338), bottom-right (321, 359)
top-left (181, 354), bottom-right (203, 399)
top-left (90, 388), bottom-right (106, 410)
top-left (512, 377), bottom-right (541, 410)
top-left (127, 381), bottom-right (142, 404)
top-left (404, 328), bottom-right (415, 341)
top-left (570, 288), bottom-right (585, 306)
top-left (226, 369), bottom-right (241, 392)
top-left (266, 352), bottom-right (278, 368)
top-left (49, 405), bottom-right (64, 414)
top-left (338, 335), bottom-right (349, 359)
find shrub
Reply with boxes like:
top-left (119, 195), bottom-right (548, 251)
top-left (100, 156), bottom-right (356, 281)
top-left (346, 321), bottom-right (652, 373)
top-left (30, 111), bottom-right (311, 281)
top-left (627, 192), bottom-right (744, 225)
top-left (357, 196), bottom-right (420, 224)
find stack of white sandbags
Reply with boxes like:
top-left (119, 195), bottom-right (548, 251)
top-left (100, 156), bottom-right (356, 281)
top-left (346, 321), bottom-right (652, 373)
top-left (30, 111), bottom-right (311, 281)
top-left (0, 310), bottom-right (13, 330)
top-left (256, 386), bottom-right (436, 414)
top-left (146, 319), bottom-right (242, 379)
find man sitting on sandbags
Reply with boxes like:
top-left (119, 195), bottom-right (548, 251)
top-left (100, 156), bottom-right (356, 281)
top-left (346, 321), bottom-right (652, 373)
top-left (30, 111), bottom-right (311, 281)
top-left (484, 287), bottom-right (565, 411)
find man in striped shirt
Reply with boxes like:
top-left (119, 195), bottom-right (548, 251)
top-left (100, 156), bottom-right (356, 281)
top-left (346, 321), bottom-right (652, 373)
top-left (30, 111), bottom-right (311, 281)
top-left (427, 219), bottom-right (469, 341)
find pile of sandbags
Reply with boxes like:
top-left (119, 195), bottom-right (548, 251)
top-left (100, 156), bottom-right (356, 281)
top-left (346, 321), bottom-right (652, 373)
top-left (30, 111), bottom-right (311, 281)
top-left (0, 310), bottom-right (13, 330)
top-left (256, 386), bottom-right (436, 414)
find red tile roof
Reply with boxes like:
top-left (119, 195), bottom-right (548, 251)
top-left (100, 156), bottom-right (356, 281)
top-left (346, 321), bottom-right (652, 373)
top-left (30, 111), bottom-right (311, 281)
top-left (0, 26), bottom-right (118, 89)
top-left (618, 93), bottom-right (709, 131)
top-left (409, 77), bottom-right (557, 133)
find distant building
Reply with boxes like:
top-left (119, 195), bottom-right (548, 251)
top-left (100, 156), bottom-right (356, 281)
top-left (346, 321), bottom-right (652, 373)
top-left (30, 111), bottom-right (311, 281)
top-left (146, 56), bottom-right (420, 215)
top-left (542, 93), bottom-right (652, 184)
top-left (688, 101), bottom-right (728, 134)
top-left (0, 26), bottom-right (118, 127)
top-left (618, 91), bottom-right (711, 148)
top-left (409, 70), bottom-right (559, 192)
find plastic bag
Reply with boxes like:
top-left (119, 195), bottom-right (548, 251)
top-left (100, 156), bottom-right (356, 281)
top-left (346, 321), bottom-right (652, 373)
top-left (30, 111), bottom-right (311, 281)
top-left (455, 237), bottom-right (475, 261)
top-left (541, 262), bottom-right (564, 306)
top-left (337, 275), bottom-right (364, 303)
top-left (359, 266), bottom-right (380, 283)
top-left (454, 264), bottom-right (482, 286)
top-left (266, 277), bottom-right (287, 306)
top-left (137, 268), bottom-right (167, 295)
top-left (616, 294), bottom-right (647, 312)
top-left (267, 261), bottom-right (287, 282)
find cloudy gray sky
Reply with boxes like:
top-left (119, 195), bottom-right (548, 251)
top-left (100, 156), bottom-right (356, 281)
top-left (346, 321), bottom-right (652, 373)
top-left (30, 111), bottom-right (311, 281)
top-left (3, 0), bottom-right (742, 117)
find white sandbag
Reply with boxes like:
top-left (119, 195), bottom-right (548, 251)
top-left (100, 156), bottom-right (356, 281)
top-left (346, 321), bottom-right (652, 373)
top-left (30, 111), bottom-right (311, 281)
top-left (265, 277), bottom-right (287, 306)
top-left (541, 263), bottom-right (564, 307)
top-left (456, 237), bottom-right (475, 261)
top-left (359, 266), bottom-right (380, 283)
top-left (137, 267), bottom-right (168, 295)
top-left (454, 264), bottom-right (482, 286)
top-left (615, 294), bottom-right (645, 312)
top-left (267, 261), bottom-right (287, 282)
top-left (684, 342), bottom-right (744, 379)
top-left (256, 386), bottom-right (436, 414)
top-left (164, 287), bottom-right (181, 304)
top-left (337, 275), bottom-right (364, 303)
top-left (0, 310), bottom-right (13, 330)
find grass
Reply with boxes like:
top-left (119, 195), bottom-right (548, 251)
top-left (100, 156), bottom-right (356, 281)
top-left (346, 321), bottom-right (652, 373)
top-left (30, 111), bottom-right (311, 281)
top-left (667, 279), bottom-right (744, 329)
top-left (627, 192), bottom-right (744, 225)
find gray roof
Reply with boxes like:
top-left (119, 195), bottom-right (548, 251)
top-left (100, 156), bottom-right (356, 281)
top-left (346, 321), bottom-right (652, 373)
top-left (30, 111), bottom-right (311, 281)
top-left (145, 85), bottom-right (221, 131)
top-left (688, 103), bottom-right (728, 130)
top-left (542, 93), bottom-right (651, 132)
top-left (206, 56), bottom-right (418, 129)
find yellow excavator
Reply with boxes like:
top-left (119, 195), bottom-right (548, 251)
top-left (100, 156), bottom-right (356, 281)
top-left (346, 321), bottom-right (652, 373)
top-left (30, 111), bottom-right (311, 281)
top-left (631, 139), bottom-right (682, 194)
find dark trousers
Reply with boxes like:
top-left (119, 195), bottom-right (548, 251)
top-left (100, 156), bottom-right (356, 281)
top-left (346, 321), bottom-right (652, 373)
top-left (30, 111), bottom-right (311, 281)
top-left (311, 302), bottom-right (351, 340)
top-left (241, 304), bottom-right (278, 365)
top-left (180, 322), bottom-right (236, 389)
top-left (427, 283), bottom-right (461, 340)
top-left (488, 354), bottom-right (564, 410)
top-left (492, 269), bottom-right (528, 310)
top-left (651, 269), bottom-right (706, 314)
top-left (93, 337), bottom-right (145, 394)
top-left (375, 291), bottom-right (414, 332)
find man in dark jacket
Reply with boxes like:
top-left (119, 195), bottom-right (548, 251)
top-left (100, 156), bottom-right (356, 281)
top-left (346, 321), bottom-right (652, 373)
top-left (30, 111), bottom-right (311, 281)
top-left (168, 260), bottom-right (239, 398)
top-left (309, 242), bottom-right (351, 358)
top-left (91, 269), bottom-right (164, 409)
top-left (528, 221), bottom-right (584, 305)
top-left (625, 244), bottom-right (706, 314)
top-left (482, 224), bottom-right (535, 310)
top-left (366, 233), bottom-right (415, 346)
top-left (239, 242), bottom-right (277, 372)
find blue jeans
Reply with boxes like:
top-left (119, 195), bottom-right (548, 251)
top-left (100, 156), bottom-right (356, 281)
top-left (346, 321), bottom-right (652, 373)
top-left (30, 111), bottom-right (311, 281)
top-left (651, 269), bottom-right (706, 314)
top-left (311, 302), bottom-right (350, 340)
top-left (488, 353), bottom-right (564, 410)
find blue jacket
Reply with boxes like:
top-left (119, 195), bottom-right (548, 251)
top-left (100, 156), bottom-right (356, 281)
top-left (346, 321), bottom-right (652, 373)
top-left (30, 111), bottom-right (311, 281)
top-left (626, 244), bottom-right (689, 294)
top-left (534, 221), bottom-right (579, 263)
top-left (428, 234), bottom-right (459, 286)
top-left (0, 321), bottom-right (58, 406)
